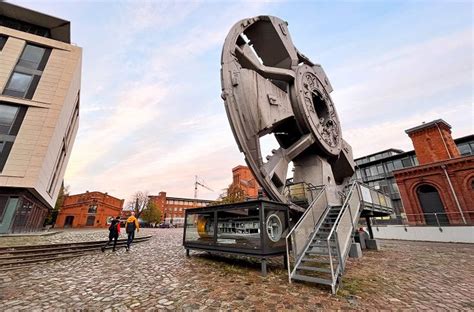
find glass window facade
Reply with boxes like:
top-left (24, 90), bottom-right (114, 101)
top-left (3, 43), bottom-right (50, 99)
top-left (458, 143), bottom-right (471, 156)
top-left (0, 196), bottom-right (8, 223)
top-left (0, 103), bottom-right (27, 172)
top-left (184, 201), bottom-right (289, 255)
top-left (0, 16), bottom-right (51, 38)
top-left (18, 45), bottom-right (46, 69)
top-left (6, 72), bottom-right (33, 93)
top-left (88, 205), bottom-right (97, 214)
top-left (0, 104), bottom-right (19, 134)
top-left (0, 36), bottom-right (6, 50)
top-left (47, 144), bottom-right (66, 195)
top-left (401, 157), bottom-right (412, 167)
top-left (393, 159), bottom-right (403, 170)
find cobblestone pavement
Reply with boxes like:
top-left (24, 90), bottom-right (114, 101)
top-left (0, 229), bottom-right (151, 247)
top-left (0, 228), bottom-right (473, 310)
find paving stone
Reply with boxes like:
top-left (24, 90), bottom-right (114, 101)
top-left (0, 229), bottom-right (472, 310)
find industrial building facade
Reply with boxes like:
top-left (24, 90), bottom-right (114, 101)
top-left (55, 192), bottom-right (123, 228)
top-left (227, 165), bottom-right (259, 200)
top-left (394, 120), bottom-right (473, 225)
top-left (149, 192), bottom-right (214, 226)
top-left (353, 120), bottom-right (473, 225)
top-left (0, 3), bottom-right (81, 233)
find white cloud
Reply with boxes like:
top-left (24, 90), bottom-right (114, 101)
top-left (327, 27), bottom-right (473, 158)
top-left (64, 1), bottom-right (275, 200)
top-left (332, 28), bottom-right (473, 127)
top-left (66, 82), bottom-right (168, 178)
top-left (63, 1), bottom-right (472, 204)
top-left (346, 102), bottom-right (472, 158)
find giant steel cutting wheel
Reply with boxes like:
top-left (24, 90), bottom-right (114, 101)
top-left (221, 16), bottom-right (355, 208)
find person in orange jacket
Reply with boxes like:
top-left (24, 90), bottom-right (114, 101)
top-left (125, 211), bottom-right (140, 251)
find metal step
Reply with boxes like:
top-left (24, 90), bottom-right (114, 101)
top-left (307, 247), bottom-right (337, 256)
top-left (319, 226), bottom-right (333, 230)
top-left (301, 258), bottom-right (337, 264)
top-left (292, 274), bottom-right (333, 286)
top-left (296, 266), bottom-right (332, 274)
top-left (309, 243), bottom-right (337, 251)
top-left (311, 242), bottom-right (336, 247)
top-left (306, 249), bottom-right (337, 256)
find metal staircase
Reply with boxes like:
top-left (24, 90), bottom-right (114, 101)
top-left (286, 181), bottom-right (393, 293)
top-left (291, 205), bottom-right (342, 291)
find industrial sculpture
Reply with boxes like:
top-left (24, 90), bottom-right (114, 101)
top-left (185, 16), bottom-right (392, 291)
top-left (220, 16), bottom-right (355, 208)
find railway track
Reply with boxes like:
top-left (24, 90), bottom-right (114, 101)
top-left (0, 235), bottom-right (152, 271)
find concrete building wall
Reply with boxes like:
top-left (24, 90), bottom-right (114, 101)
top-left (0, 26), bottom-right (81, 208)
top-left (0, 4), bottom-right (81, 233)
top-left (372, 225), bottom-right (474, 244)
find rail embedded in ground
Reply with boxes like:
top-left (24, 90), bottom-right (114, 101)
top-left (0, 235), bottom-right (152, 270)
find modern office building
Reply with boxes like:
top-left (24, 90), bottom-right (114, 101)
top-left (353, 126), bottom-right (473, 223)
top-left (55, 191), bottom-right (123, 228)
top-left (0, 3), bottom-right (81, 233)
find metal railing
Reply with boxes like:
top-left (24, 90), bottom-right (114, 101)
top-left (285, 181), bottom-right (393, 292)
top-left (358, 183), bottom-right (393, 214)
top-left (372, 211), bottom-right (474, 229)
top-left (284, 182), bottom-right (325, 208)
top-left (325, 182), bottom-right (361, 291)
top-left (285, 185), bottom-right (328, 282)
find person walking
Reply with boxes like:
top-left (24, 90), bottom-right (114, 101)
top-left (125, 211), bottom-right (140, 251)
top-left (101, 216), bottom-right (121, 252)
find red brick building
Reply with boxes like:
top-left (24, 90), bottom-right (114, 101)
top-left (394, 120), bottom-right (474, 225)
top-left (55, 191), bottom-right (124, 228)
top-left (149, 192), bottom-right (214, 225)
top-left (227, 165), bottom-right (260, 199)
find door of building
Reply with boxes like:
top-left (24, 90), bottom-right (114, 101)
top-left (86, 216), bottom-right (95, 226)
top-left (416, 184), bottom-right (448, 225)
top-left (0, 196), bottom-right (20, 234)
top-left (64, 216), bottom-right (74, 228)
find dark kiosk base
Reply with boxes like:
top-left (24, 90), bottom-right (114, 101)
top-left (183, 200), bottom-right (290, 276)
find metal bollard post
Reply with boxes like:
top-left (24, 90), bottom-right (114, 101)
top-left (434, 213), bottom-right (443, 232)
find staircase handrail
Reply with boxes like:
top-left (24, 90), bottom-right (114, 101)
top-left (285, 185), bottom-right (327, 282)
top-left (327, 182), bottom-right (359, 240)
top-left (358, 183), bottom-right (393, 213)
top-left (326, 181), bottom-right (361, 291)
top-left (286, 185), bottom-right (326, 239)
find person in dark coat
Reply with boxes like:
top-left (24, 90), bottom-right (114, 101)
top-left (101, 216), bottom-right (121, 252)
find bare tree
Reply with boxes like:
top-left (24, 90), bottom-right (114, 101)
top-left (126, 191), bottom-right (151, 218)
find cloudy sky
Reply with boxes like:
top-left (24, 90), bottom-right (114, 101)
top-left (13, 0), bottom-right (473, 201)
